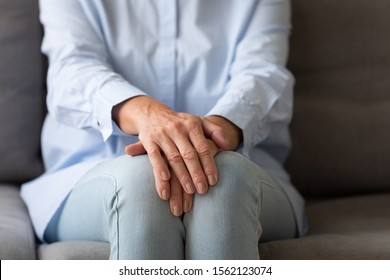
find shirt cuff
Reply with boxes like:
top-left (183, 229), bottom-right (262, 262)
top-left (93, 79), bottom-right (147, 141)
top-left (207, 89), bottom-right (278, 156)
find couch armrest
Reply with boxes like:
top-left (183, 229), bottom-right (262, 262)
top-left (0, 184), bottom-right (36, 259)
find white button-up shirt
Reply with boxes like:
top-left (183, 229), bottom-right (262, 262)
top-left (21, 0), bottom-right (306, 240)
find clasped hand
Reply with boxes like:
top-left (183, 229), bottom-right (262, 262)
top-left (113, 96), bottom-right (242, 216)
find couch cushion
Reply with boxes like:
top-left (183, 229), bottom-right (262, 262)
top-left (285, 0), bottom-right (390, 196)
top-left (0, 0), bottom-right (45, 183)
top-left (0, 184), bottom-right (36, 259)
top-left (259, 192), bottom-right (390, 259)
top-left (38, 241), bottom-right (110, 260)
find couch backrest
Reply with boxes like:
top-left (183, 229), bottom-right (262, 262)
top-left (0, 0), bottom-right (45, 184)
top-left (2, 0), bottom-right (389, 195)
top-left (285, 0), bottom-right (390, 196)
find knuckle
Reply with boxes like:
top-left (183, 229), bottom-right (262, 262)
top-left (179, 174), bottom-right (191, 184)
top-left (167, 121), bottom-right (183, 132)
top-left (153, 128), bottom-right (164, 137)
top-left (189, 121), bottom-right (202, 132)
top-left (184, 118), bottom-right (196, 127)
top-left (183, 116), bottom-right (201, 127)
top-left (191, 171), bottom-right (205, 181)
top-left (148, 147), bottom-right (161, 159)
top-left (195, 143), bottom-right (211, 156)
top-left (167, 153), bottom-right (182, 164)
top-left (181, 148), bottom-right (197, 160)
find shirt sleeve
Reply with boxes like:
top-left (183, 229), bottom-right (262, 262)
top-left (39, 0), bottom-right (146, 141)
top-left (207, 0), bottom-right (294, 156)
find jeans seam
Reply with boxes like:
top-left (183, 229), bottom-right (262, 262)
top-left (99, 174), bottom-right (120, 260)
top-left (257, 175), bottom-right (278, 222)
top-left (109, 175), bottom-right (120, 260)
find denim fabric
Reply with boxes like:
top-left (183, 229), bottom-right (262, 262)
top-left (44, 152), bottom-right (296, 259)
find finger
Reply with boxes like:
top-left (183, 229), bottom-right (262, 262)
top-left (141, 141), bottom-right (171, 200)
top-left (169, 174), bottom-right (183, 216)
top-left (156, 174), bottom-right (171, 201)
top-left (196, 139), bottom-right (220, 187)
top-left (189, 128), bottom-right (219, 188)
top-left (156, 132), bottom-right (196, 194)
top-left (172, 132), bottom-right (208, 194)
top-left (125, 141), bottom-right (146, 155)
top-left (183, 191), bottom-right (193, 213)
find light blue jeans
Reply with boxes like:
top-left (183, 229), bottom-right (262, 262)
top-left (44, 151), bottom-right (296, 259)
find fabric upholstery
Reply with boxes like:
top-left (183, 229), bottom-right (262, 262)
top-left (0, 184), bottom-right (36, 259)
top-left (259, 193), bottom-right (390, 259)
top-left (0, 0), bottom-right (45, 183)
top-left (38, 241), bottom-right (110, 260)
top-left (285, 0), bottom-right (390, 196)
top-left (260, 233), bottom-right (390, 260)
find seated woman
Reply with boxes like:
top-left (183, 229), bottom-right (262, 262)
top-left (21, 0), bottom-right (306, 259)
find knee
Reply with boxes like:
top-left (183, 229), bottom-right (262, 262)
top-left (99, 155), bottom-right (157, 202)
top-left (213, 152), bottom-right (261, 199)
top-left (102, 155), bottom-right (176, 224)
top-left (188, 152), bottom-right (264, 233)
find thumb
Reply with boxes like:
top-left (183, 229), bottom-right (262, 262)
top-left (125, 141), bottom-right (147, 155)
top-left (202, 118), bottom-right (230, 150)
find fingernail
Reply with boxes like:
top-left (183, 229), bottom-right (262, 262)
top-left (208, 175), bottom-right (217, 186)
top-left (161, 189), bottom-right (169, 200)
top-left (197, 182), bottom-right (208, 194)
top-left (173, 205), bottom-right (182, 216)
top-left (186, 182), bottom-right (195, 193)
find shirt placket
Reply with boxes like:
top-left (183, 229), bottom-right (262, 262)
top-left (156, 0), bottom-right (177, 108)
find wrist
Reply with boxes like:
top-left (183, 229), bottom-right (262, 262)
top-left (113, 95), bottom-right (173, 135)
top-left (112, 95), bottom-right (150, 135)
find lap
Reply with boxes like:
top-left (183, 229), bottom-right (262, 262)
top-left (44, 151), bottom-right (296, 244)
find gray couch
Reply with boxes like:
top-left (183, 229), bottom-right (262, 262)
top-left (1, 0), bottom-right (390, 260)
